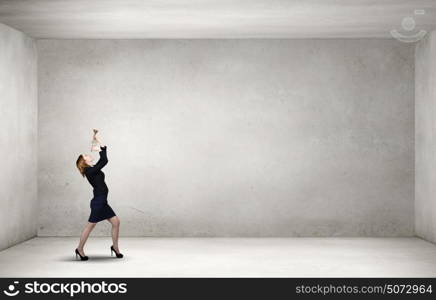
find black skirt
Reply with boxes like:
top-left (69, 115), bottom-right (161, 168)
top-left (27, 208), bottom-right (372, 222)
top-left (88, 193), bottom-right (116, 223)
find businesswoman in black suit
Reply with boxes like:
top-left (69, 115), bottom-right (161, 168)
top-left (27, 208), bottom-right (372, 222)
top-left (75, 130), bottom-right (123, 260)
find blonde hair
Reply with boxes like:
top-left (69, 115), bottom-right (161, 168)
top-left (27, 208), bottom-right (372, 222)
top-left (76, 155), bottom-right (89, 177)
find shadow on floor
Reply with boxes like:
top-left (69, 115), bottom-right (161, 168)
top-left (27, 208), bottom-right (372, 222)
top-left (58, 254), bottom-right (124, 262)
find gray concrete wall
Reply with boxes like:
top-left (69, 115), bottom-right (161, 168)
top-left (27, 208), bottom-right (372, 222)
top-left (416, 31), bottom-right (436, 243)
top-left (0, 23), bottom-right (38, 250)
top-left (37, 39), bottom-right (414, 237)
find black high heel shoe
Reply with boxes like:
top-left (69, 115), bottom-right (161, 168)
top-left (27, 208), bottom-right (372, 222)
top-left (111, 245), bottom-right (124, 258)
top-left (75, 248), bottom-right (89, 261)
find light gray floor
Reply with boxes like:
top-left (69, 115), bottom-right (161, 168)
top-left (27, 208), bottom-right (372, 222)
top-left (0, 237), bottom-right (435, 277)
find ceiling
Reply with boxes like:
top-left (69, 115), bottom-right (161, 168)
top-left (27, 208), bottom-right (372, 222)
top-left (0, 0), bottom-right (435, 39)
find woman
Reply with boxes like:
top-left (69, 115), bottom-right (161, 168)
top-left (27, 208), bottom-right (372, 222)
top-left (75, 130), bottom-right (123, 260)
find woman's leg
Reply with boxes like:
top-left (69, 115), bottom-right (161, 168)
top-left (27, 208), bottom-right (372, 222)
top-left (77, 222), bottom-right (96, 255)
top-left (107, 216), bottom-right (121, 252)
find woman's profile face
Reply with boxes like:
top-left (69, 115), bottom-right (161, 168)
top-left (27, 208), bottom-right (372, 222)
top-left (83, 154), bottom-right (94, 166)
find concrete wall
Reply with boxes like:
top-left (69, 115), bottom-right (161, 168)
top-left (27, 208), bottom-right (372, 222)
top-left (37, 39), bottom-right (414, 237)
top-left (416, 31), bottom-right (436, 243)
top-left (0, 23), bottom-right (37, 250)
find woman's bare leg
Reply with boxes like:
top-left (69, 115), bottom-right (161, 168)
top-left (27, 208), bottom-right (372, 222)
top-left (77, 222), bottom-right (96, 255)
top-left (107, 216), bottom-right (120, 252)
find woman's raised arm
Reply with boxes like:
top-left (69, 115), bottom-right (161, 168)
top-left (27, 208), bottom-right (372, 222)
top-left (86, 146), bottom-right (108, 175)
